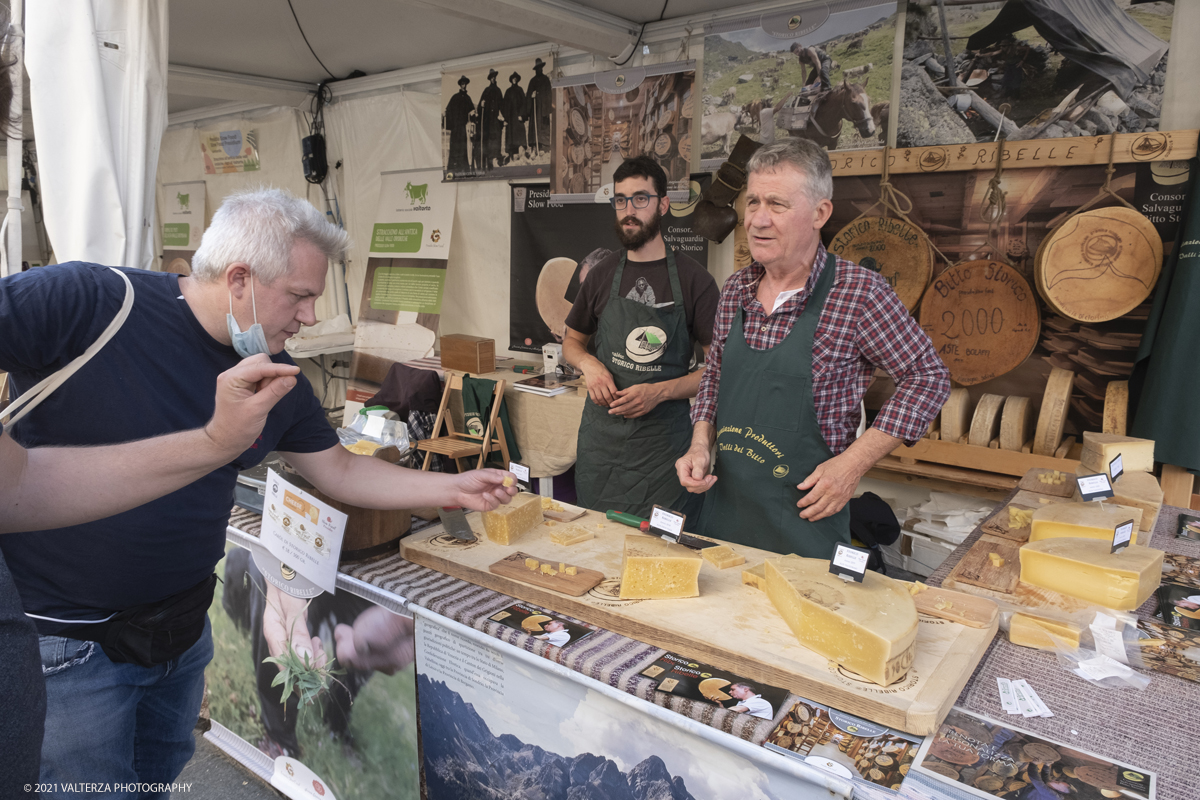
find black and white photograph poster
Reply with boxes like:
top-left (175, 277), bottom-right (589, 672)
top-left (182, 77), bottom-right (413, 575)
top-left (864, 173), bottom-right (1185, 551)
top-left (440, 52), bottom-right (555, 182)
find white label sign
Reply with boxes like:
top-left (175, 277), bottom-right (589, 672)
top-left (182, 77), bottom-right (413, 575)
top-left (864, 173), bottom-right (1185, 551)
top-left (650, 506), bottom-right (685, 539)
top-left (1109, 453), bottom-right (1124, 483)
top-left (1076, 473), bottom-right (1114, 501)
top-left (830, 543), bottom-right (870, 582)
top-left (509, 462), bottom-right (531, 484)
top-left (1112, 520), bottom-right (1135, 553)
top-left (261, 469), bottom-right (348, 594)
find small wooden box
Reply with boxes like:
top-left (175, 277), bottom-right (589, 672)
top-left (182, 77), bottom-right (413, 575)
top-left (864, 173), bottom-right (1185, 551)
top-left (440, 334), bottom-right (495, 374)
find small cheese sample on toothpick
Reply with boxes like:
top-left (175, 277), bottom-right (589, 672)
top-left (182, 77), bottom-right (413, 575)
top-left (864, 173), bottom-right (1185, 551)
top-left (701, 545), bottom-right (746, 569)
top-left (1028, 502), bottom-right (1143, 544)
top-left (1074, 466), bottom-right (1162, 533)
top-left (618, 535), bottom-right (702, 600)
top-left (764, 555), bottom-right (918, 686)
top-left (1079, 432), bottom-right (1155, 477)
top-left (1008, 613), bottom-right (1082, 650)
top-left (481, 493), bottom-right (544, 545)
top-left (1019, 538), bottom-right (1163, 611)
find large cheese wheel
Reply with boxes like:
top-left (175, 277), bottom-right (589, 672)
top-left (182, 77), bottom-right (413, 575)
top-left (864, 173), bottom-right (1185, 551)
top-left (1039, 207), bottom-right (1163, 323)
top-left (1032, 367), bottom-right (1074, 456)
top-left (942, 388), bottom-right (972, 444)
top-left (918, 260), bottom-right (1041, 385)
top-left (999, 395), bottom-right (1032, 452)
top-left (968, 393), bottom-right (1005, 447)
top-left (827, 216), bottom-right (933, 310)
top-left (1104, 380), bottom-right (1129, 436)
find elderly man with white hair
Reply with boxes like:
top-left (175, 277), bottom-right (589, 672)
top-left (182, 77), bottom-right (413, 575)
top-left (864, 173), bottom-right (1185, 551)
top-left (676, 139), bottom-right (948, 559)
top-left (0, 188), bottom-right (516, 797)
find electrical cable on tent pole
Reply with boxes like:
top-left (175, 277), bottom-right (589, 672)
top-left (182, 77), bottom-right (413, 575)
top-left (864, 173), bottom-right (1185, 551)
top-left (286, 0), bottom-right (336, 80)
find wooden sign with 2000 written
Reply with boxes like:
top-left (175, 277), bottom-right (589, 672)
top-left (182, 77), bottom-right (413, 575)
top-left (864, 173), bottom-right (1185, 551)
top-left (919, 260), bottom-right (1041, 386)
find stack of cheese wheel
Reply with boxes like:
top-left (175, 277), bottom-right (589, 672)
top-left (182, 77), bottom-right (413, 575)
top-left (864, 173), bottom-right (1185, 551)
top-left (827, 215), bottom-right (934, 311)
top-left (1037, 206), bottom-right (1163, 323)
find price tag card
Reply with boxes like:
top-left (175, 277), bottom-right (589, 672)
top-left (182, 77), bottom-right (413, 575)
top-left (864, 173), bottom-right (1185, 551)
top-left (1109, 453), bottom-right (1124, 484)
top-left (1076, 472), bottom-right (1115, 502)
top-left (649, 505), bottom-right (686, 542)
top-left (1111, 519), bottom-right (1135, 553)
top-left (509, 461), bottom-right (531, 492)
top-left (261, 468), bottom-right (347, 594)
top-left (829, 542), bottom-right (871, 583)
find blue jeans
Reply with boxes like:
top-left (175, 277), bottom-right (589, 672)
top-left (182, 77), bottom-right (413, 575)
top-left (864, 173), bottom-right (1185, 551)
top-left (0, 549), bottom-right (45, 797)
top-left (38, 618), bottom-right (213, 800)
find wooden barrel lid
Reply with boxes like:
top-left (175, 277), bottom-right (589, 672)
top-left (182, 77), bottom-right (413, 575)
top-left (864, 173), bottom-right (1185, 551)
top-left (918, 260), bottom-right (1041, 386)
top-left (968, 393), bottom-right (1005, 447)
top-left (1033, 367), bottom-right (1074, 455)
top-left (654, 131), bottom-right (674, 157)
top-left (828, 216), bottom-right (933, 310)
top-left (570, 144), bottom-right (587, 165)
top-left (1104, 380), bottom-right (1129, 435)
top-left (677, 131), bottom-right (691, 162)
top-left (999, 395), bottom-right (1032, 452)
top-left (1039, 206), bottom-right (1163, 322)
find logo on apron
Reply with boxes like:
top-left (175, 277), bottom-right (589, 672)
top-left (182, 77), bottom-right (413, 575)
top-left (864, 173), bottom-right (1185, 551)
top-left (466, 417), bottom-right (484, 436)
top-left (773, 464), bottom-right (790, 478)
top-left (625, 325), bottom-right (668, 364)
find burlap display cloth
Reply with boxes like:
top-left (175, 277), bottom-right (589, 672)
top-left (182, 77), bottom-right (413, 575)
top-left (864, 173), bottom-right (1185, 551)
top-left (230, 499), bottom-right (1200, 799)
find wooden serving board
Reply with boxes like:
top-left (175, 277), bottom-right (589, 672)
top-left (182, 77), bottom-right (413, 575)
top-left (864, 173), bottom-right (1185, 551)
top-left (542, 500), bottom-right (587, 523)
top-left (1010, 489), bottom-right (1071, 508)
top-left (910, 584), bottom-right (999, 629)
top-left (1017, 467), bottom-right (1077, 498)
top-left (943, 534), bottom-right (1098, 614)
top-left (948, 538), bottom-right (1021, 593)
top-left (827, 216), bottom-right (933, 311)
top-left (489, 551), bottom-right (604, 596)
top-left (979, 503), bottom-right (1036, 542)
top-left (402, 509), bottom-right (997, 735)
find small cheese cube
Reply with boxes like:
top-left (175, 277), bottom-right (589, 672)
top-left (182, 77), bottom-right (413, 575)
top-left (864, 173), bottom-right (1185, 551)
top-left (1008, 613), bottom-right (1082, 650)
top-left (564, 566), bottom-right (577, 576)
top-left (1029, 502), bottom-right (1143, 544)
top-left (541, 563), bottom-right (553, 574)
top-left (502, 476), bottom-right (515, 487)
top-left (550, 525), bottom-right (593, 546)
top-left (558, 562), bottom-right (564, 573)
top-left (1080, 432), bottom-right (1155, 477)
top-left (618, 535), bottom-right (702, 600)
top-left (481, 493), bottom-right (544, 545)
top-left (988, 553), bottom-right (1005, 568)
top-left (701, 545), bottom-right (746, 570)
top-left (540, 497), bottom-right (566, 512)
top-left (525, 557), bottom-right (539, 571)
top-left (1019, 538), bottom-right (1163, 610)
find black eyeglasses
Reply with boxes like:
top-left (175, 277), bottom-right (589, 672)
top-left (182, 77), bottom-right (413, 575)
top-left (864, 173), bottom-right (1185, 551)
top-left (611, 194), bottom-right (661, 210)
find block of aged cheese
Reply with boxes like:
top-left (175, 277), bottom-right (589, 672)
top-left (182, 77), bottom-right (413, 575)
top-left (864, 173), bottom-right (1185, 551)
top-left (742, 563), bottom-right (766, 590)
top-left (1029, 502), bottom-right (1143, 544)
top-left (1080, 432), bottom-right (1155, 477)
top-left (1008, 613), bottom-right (1082, 650)
top-left (764, 555), bottom-right (918, 686)
top-left (550, 524), bottom-right (593, 546)
top-left (701, 545), bottom-right (746, 569)
top-left (1019, 538), bottom-right (1163, 611)
top-left (618, 535), bottom-right (702, 600)
top-left (481, 493), bottom-right (543, 545)
top-left (1073, 466), bottom-right (1162, 533)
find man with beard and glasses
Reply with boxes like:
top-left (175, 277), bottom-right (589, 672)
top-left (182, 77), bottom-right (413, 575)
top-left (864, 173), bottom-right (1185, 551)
top-left (563, 156), bottom-right (718, 523)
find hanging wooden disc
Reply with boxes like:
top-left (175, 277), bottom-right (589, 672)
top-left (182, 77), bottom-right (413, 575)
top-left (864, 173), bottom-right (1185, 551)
top-left (1038, 206), bottom-right (1163, 323)
top-left (827, 216), bottom-right (933, 311)
top-left (918, 260), bottom-right (1041, 386)
top-left (535, 257), bottom-right (579, 340)
top-left (654, 131), bottom-right (675, 158)
top-left (968, 393), bottom-right (1005, 447)
top-left (999, 395), bottom-right (1032, 451)
top-left (1032, 367), bottom-right (1074, 456)
top-left (677, 131), bottom-right (691, 162)
top-left (1103, 380), bottom-right (1129, 435)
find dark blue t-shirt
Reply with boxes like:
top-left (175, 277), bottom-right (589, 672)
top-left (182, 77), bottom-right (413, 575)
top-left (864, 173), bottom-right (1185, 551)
top-left (0, 263), bottom-right (338, 633)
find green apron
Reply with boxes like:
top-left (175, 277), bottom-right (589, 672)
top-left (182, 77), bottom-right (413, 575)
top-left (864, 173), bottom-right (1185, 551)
top-left (700, 253), bottom-right (850, 557)
top-left (575, 246), bottom-right (702, 521)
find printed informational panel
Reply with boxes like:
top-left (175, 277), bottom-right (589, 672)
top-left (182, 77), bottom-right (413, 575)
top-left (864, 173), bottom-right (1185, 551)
top-left (161, 180), bottom-right (206, 276)
top-left (441, 52), bottom-right (555, 182)
top-left (347, 169), bottom-right (457, 410)
top-left (701, 1), bottom-right (898, 167)
top-left (551, 62), bottom-right (696, 202)
top-left (509, 176), bottom-right (710, 354)
top-left (200, 126), bottom-right (260, 173)
top-left (897, 0), bottom-right (1175, 147)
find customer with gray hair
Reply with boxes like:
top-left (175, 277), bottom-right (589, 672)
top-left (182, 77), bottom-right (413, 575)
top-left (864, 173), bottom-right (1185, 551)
top-left (0, 186), bottom-right (518, 796)
top-left (676, 138), bottom-right (948, 559)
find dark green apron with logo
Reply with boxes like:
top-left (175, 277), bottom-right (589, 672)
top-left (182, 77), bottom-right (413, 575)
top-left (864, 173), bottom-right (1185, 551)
top-left (700, 253), bottom-right (849, 557)
top-left (576, 246), bottom-right (702, 521)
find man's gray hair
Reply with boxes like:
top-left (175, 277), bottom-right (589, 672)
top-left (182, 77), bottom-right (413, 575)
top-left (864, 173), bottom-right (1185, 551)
top-left (746, 139), bottom-right (833, 205)
top-left (190, 187), bottom-right (350, 284)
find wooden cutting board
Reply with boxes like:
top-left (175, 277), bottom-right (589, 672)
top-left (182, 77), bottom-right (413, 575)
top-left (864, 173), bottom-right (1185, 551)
top-left (489, 551), bottom-right (604, 596)
top-left (979, 503), bottom-right (1037, 542)
top-left (402, 508), bottom-right (997, 735)
top-left (943, 534), bottom-right (1100, 615)
top-left (918, 260), bottom-right (1041, 385)
top-left (1017, 467), bottom-right (1077, 497)
top-left (946, 538), bottom-right (1021, 593)
top-left (542, 500), bottom-right (587, 523)
top-left (1039, 206), bottom-right (1163, 323)
top-left (909, 584), bottom-right (999, 629)
top-left (827, 216), bottom-right (934, 311)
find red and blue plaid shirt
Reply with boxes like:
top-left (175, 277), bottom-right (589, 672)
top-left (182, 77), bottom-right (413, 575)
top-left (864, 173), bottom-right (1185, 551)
top-left (692, 242), bottom-right (950, 454)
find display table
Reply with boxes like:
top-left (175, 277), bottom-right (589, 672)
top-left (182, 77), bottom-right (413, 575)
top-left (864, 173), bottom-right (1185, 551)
top-left (225, 498), bottom-right (1200, 800)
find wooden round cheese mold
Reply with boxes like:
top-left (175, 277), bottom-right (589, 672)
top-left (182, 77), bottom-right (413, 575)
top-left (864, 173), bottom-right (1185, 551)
top-left (1033, 367), bottom-right (1074, 456)
top-left (1021, 742), bottom-right (1061, 764)
top-left (827, 216), bottom-right (933, 311)
top-left (919, 260), bottom-right (1040, 385)
top-left (1039, 206), bottom-right (1163, 323)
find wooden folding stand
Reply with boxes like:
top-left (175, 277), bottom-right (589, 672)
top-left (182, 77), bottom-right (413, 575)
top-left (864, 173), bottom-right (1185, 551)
top-left (416, 373), bottom-right (511, 472)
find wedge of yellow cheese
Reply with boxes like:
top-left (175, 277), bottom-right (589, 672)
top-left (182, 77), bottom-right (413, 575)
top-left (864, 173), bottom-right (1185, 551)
top-left (1074, 467), bottom-right (1162, 533)
top-left (1008, 613), bottom-right (1082, 650)
top-left (698, 677), bottom-right (732, 702)
top-left (1019, 538), bottom-right (1163, 611)
top-left (1029, 502), bottom-right (1143, 544)
top-left (618, 535), bottom-right (702, 600)
top-left (701, 545), bottom-right (746, 569)
top-left (549, 524), bottom-right (593, 546)
top-left (1080, 432), bottom-right (1155, 477)
top-left (742, 563), bottom-right (766, 590)
top-left (764, 555), bottom-right (918, 686)
top-left (481, 493), bottom-right (543, 545)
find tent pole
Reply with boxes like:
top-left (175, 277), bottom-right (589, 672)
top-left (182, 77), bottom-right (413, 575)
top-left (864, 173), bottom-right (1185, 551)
top-left (4, 0), bottom-right (23, 277)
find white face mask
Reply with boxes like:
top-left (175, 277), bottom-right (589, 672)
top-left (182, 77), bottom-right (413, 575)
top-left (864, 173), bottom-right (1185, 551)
top-left (226, 275), bottom-right (271, 358)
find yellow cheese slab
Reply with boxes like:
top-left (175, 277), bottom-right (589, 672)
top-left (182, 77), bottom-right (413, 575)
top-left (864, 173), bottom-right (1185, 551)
top-left (742, 563), bottom-right (766, 589)
top-left (1073, 467), bottom-right (1162, 533)
top-left (1079, 432), bottom-right (1155, 477)
top-left (550, 524), bottom-right (594, 546)
top-left (1019, 538), bottom-right (1163, 611)
top-left (618, 535), bottom-right (702, 600)
top-left (482, 493), bottom-right (544, 545)
top-left (1029, 502), bottom-right (1143, 544)
top-left (764, 555), bottom-right (918, 686)
top-left (1008, 613), bottom-right (1082, 650)
top-left (701, 545), bottom-right (746, 569)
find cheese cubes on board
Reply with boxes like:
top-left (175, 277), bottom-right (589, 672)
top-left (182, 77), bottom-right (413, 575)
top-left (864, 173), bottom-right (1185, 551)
top-left (1029, 502), bottom-right (1143, 545)
top-left (1079, 432), bottom-right (1155, 477)
top-left (618, 535), bottom-right (702, 599)
top-left (481, 493), bottom-right (543, 545)
top-left (764, 555), bottom-right (918, 686)
top-left (1019, 538), bottom-right (1163, 611)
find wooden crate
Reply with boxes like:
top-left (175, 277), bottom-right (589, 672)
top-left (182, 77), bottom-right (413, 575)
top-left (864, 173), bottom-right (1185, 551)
top-left (440, 334), bottom-right (495, 374)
